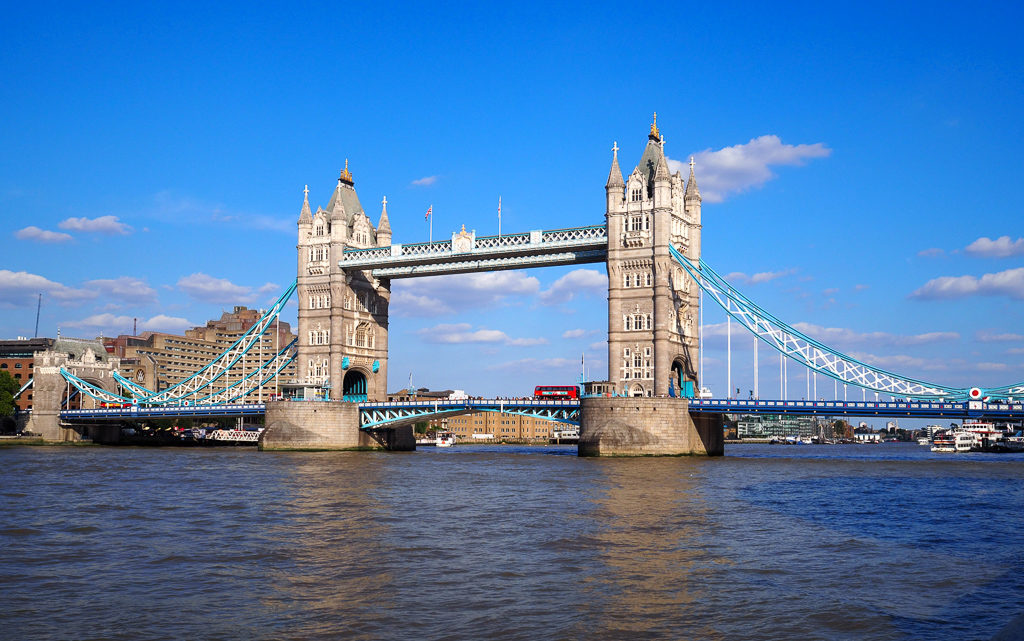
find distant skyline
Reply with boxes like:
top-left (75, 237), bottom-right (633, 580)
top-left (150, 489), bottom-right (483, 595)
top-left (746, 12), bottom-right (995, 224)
top-left (2, 2), bottom-right (1022, 401)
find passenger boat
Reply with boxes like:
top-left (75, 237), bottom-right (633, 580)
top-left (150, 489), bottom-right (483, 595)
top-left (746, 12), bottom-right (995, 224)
top-left (931, 434), bottom-right (956, 453)
top-left (436, 431), bottom-right (455, 447)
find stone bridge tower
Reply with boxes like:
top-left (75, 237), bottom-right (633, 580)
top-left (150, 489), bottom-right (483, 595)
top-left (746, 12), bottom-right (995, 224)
top-left (28, 339), bottom-right (120, 441)
top-left (605, 115), bottom-right (702, 397)
top-left (296, 162), bottom-right (391, 401)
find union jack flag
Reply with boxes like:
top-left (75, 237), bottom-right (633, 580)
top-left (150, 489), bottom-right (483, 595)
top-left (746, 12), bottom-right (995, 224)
top-left (425, 205), bottom-right (432, 220)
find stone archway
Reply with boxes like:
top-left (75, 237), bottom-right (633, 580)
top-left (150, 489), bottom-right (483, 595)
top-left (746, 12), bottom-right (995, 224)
top-left (628, 383), bottom-right (645, 397)
top-left (342, 369), bottom-right (367, 402)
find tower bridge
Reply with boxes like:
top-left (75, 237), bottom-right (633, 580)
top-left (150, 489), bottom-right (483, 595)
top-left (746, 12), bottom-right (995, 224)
top-left (39, 116), bottom-right (1024, 452)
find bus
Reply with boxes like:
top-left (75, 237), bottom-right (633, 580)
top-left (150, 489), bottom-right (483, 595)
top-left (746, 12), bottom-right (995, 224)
top-left (534, 385), bottom-right (579, 400)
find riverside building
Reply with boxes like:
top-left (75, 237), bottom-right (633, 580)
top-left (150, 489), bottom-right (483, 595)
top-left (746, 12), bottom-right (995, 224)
top-left (103, 306), bottom-right (297, 402)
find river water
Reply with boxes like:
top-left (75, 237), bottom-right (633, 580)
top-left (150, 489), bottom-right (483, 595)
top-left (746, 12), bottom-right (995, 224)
top-left (2, 443), bottom-right (1023, 640)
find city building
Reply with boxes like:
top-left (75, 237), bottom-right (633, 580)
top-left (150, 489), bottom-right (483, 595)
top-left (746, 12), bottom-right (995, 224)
top-left (0, 337), bottom-right (52, 411)
top-left (103, 306), bottom-right (296, 402)
top-left (441, 412), bottom-right (559, 442)
top-left (734, 414), bottom-right (820, 439)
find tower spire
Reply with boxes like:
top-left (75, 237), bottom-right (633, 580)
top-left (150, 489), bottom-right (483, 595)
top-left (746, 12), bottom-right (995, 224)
top-left (606, 140), bottom-right (624, 188)
top-left (648, 112), bottom-right (660, 141)
top-left (685, 155), bottom-right (701, 200)
top-left (298, 184), bottom-right (312, 223)
top-left (378, 195), bottom-right (391, 234)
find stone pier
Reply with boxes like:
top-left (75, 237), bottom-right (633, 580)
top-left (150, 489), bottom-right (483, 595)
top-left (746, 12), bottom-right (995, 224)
top-left (578, 397), bottom-right (723, 456)
top-left (260, 400), bottom-right (413, 451)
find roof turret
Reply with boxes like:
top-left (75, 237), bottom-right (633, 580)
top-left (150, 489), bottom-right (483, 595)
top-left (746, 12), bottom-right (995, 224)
top-left (378, 195), bottom-right (391, 234)
top-left (606, 141), bottom-right (625, 188)
top-left (685, 156), bottom-right (701, 200)
top-left (298, 184), bottom-right (312, 223)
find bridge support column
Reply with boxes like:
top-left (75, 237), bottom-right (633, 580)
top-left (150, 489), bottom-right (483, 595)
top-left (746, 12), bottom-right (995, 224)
top-left (578, 397), bottom-right (723, 456)
top-left (260, 400), bottom-right (379, 451)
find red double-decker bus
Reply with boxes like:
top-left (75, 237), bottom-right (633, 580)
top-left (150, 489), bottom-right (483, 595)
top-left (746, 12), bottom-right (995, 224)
top-left (534, 385), bottom-right (579, 400)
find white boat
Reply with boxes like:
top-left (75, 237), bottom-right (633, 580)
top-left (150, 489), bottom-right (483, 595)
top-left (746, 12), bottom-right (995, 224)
top-left (931, 434), bottom-right (956, 453)
top-left (436, 431), bottom-right (455, 447)
top-left (917, 437), bottom-right (930, 446)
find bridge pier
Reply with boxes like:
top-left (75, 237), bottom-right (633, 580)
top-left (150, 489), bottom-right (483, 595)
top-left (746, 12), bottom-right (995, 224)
top-left (578, 397), bottom-right (723, 456)
top-left (260, 400), bottom-right (397, 451)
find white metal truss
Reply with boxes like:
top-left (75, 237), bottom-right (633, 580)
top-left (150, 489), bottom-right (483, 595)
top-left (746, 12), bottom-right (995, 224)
top-left (668, 246), bottom-right (968, 400)
top-left (112, 371), bottom-right (152, 399)
top-left (60, 369), bottom-right (132, 405)
top-left (137, 280), bottom-right (296, 405)
top-left (358, 399), bottom-right (580, 429)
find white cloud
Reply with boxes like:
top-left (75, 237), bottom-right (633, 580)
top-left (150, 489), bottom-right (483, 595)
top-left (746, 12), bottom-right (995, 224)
top-left (964, 236), bottom-right (1024, 258)
top-left (59, 215), bottom-right (132, 235)
top-left (15, 226), bottom-right (73, 243)
top-left (62, 313), bottom-right (194, 335)
top-left (725, 268), bottom-right (797, 285)
top-left (849, 352), bottom-right (950, 372)
top-left (667, 135), bottom-right (831, 203)
top-left (538, 269), bottom-right (607, 305)
top-left (486, 357), bottom-right (578, 374)
top-left (152, 191), bottom-right (290, 233)
top-left (416, 322), bottom-right (547, 346)
top-left (792, 322), bottom-right (959, 348)
top-left (918, 248), bottom-right (944, 258)
top-left (910, 267), bottom-right (1024, 301)
top-left (562, 328), bottom-right (589, 339)
top-left (0, 270), bottom-right (95, 307)
top-left (177, 273), bottom-right (279, 305)
top-left (84, 277), bottom-right (158, 305)
top-left (976, 330), bottom-right (1024, 343)
top-left (391, 271), bottom-right (540, 317)
top-left (410, 176), bottom-right (438, 187)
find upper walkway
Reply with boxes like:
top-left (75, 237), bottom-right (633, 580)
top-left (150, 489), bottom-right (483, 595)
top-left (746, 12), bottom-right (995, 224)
top-left (338, 225), bottom-right (608, 278)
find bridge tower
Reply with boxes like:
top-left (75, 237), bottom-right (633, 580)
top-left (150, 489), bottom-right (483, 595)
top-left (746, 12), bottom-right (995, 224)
top-left (604, 115), bottom-right (702, 397)
top-left (296, 162), bottom-right (391, 402)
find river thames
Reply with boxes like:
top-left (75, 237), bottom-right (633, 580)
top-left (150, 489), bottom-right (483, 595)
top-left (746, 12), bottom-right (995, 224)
top-left (2, 443), bottom-right (1022, 640)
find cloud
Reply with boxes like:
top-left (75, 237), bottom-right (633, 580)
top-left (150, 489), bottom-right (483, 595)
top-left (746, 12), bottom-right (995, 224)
top-left (918, 248), bottom-right (945, 258)
top-left (177, 273), bottom-right (279, 305)
top-left (854, 284), bottom-right (870, 291)
top-left (62, 313), bottom-right (195, 335)
top-left (701, 320), bottom-right (959, 351)
top-left (416, 322), bottom-right (547, 346)
top-left (848, 352), bottom-right (950, 372)
top-left (976, 330), bottom-right (1024, 342)
top-left (910, 267), bottom-right (1024, 301)
top-left (59, 215), bottom-right (132, 235)
top-left (485, 357), bottom-right (578, 374)
top-left (563, 328), bottom-right (601, 339)
top-left (667, 135), bottom-right (831, 203)
top-left (792, 322), bottom-right (959, 348)
top-left (538, 269), bottom-right (607, 305)
top-left (410, 176), bottom-right (438, 187)
top-left (84, 277), bottom-right (158, 305)
top-left (0, 270), bottom-right (95, 307)
top-left (152, 191), bottom-right (290, 233)
top-left (724, 268), bottom-right (797, 285)
top-left (391, 271), bottom-right (540, 317)
top-left (964, 236), bottom-right (1024, 258)
top-left (15, 226), bottom-right (73, 243)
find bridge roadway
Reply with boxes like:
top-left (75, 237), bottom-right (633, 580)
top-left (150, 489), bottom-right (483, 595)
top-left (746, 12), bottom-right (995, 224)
top-left (59, 398), bottom-right (1024, 425)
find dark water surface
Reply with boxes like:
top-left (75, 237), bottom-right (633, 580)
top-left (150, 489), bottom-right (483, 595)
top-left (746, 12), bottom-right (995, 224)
top-left (2, 443), bottom-right (1023, 640)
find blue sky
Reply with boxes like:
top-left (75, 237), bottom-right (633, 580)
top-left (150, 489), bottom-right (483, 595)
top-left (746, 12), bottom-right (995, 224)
top-left (2, 1), bottom-right (1023, 402)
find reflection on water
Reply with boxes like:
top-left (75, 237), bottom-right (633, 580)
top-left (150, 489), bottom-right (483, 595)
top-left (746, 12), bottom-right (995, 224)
top-left (1, 444), bottom-right (1023, 640)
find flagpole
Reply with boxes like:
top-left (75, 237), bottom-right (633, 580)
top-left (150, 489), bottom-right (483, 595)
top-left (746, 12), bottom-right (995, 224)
top-left (498, 196), bottom-right (502, 238)
top-left (429, 204), bottom-right (433, 243)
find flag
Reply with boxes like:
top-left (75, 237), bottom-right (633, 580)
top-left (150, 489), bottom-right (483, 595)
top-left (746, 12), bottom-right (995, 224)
top-left (498, 196), bottom-right (501, 220)
top-left (425, 205), bottom-right (432, 221)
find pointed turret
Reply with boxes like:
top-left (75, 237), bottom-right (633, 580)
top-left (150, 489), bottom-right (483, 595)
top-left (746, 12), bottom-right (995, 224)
top-left (606, 141), bottom-right (625, 188)
top-left (376, 196), bottom-right (392, 247)
top-left (298, 184), bottom-right (312, 224)
top-left (685, 156), bottom-right (701, 202)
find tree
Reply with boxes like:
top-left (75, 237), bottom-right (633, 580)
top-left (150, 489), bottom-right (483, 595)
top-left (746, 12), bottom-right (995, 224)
top-left (0, 371), bottom-right (19, 417)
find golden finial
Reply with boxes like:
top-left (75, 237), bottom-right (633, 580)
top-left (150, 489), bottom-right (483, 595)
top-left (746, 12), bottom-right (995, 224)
top-left (649, 112), bottom-right (660, 140)
top-left (339, 158), bottom-right (353, 184)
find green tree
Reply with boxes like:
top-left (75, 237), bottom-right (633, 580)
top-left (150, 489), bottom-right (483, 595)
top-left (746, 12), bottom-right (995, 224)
top-left (0, 371), bottom-right (19, 417)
